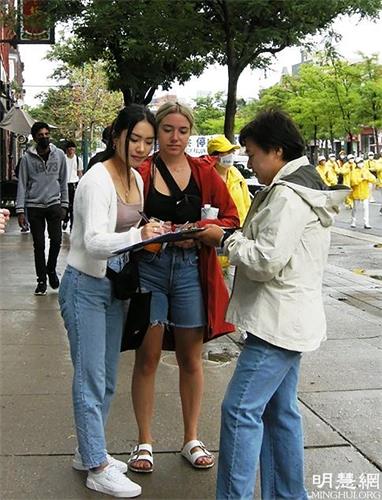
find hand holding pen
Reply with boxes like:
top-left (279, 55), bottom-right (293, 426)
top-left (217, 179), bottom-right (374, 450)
top-left (138, 211), bottom-right (172, 236)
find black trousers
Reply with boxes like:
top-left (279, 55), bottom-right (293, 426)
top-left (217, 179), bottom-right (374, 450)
top-left (63, 183), bottom-right (77, 229)
top-left (28, 204), bottom-right (62, 283)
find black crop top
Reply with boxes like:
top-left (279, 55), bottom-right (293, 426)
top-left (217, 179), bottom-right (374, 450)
top-left (145, 175), bottom-right (201, 224)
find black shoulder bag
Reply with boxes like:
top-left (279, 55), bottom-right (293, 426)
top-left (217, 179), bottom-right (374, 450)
top-left (121, 286), bottom-right (152, 351)
top-left (106, 255), bottom-right (151, 350)
top-left (106, 253), bottom-right (139, 300)
top-left (154, 155), bottom-right (201, 221)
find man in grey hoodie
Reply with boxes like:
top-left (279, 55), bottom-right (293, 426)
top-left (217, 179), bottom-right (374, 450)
top-left (16, 122), bottom-right (68, 295)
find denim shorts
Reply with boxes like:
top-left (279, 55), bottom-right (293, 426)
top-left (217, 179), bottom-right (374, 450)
top-left (137, 246), bottom-right (206, 328)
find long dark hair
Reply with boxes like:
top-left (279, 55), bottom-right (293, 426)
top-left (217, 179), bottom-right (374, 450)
top-left (98, 104), bottom-right (156, 187)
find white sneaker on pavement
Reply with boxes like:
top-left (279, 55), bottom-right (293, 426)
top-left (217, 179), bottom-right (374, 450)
top-left (73, 447), bottom-right (128, 473)
top-left (86, 464), bottom-right (142, 498)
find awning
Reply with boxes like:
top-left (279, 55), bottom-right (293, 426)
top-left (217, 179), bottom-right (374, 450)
top-left (0, 106), bottom-right (36, 135)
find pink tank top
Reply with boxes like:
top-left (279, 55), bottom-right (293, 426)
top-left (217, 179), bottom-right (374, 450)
top-left (115, 195), bottom-right (141, 233)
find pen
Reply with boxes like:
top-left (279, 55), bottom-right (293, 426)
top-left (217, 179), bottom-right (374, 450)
top-left (138, 211), bottom-right (164, 225)
top-left (138, 210), bottom-right (150, 223)
top-left (175, 221), bottom-right (190, 232)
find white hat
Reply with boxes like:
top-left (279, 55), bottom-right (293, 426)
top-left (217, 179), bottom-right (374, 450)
top-left (329, 153), bottom-right (336, 158)
top-left (355, 157), bottom-right (364, 164)
top-left (347, 154), bottom-right (355, 160)
top-left (368, 151), bottom-right (374, 156)
top-left (318, 155), bottom-right (326, 161)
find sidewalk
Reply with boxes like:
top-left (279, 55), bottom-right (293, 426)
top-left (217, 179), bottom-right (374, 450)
top-left (1, 219), bottom-right (381, 499)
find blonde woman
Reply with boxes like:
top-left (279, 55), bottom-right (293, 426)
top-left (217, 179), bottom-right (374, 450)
top-left (128, 102), bottom-right (239, 473)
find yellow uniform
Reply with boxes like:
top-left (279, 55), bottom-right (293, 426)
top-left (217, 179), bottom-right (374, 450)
top-left (350, 167), bottom-right (376, 200)
top-left (350, 165), bottom-right (376, 228)
top-left (219, 166), bottom-right (251, 269)
top-left (373, 158), bottom-right (382, 188)
top-left (316, 163), bottom-right (337, 186)
top-left (325, 159), bottom-right (338, 185)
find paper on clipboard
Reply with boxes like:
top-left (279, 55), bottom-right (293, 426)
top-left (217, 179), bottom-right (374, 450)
top-left (113, 227), bottom-right (206, 255)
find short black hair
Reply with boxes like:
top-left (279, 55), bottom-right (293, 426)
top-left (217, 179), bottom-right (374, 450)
top-left (239, 109), bottom-right (305, 162)
top-left (31, 121), bottom-right (50, 139)
top-left (65, 140), bottom-right (76, 149)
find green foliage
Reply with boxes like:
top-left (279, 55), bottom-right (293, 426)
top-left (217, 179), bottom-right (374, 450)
top-left (28, 61), bottom-right (123, 151)
top-left (47, 0), bottom-right (382, 140)
top-left (197, 0), bottom-right (382, 139)
top-left (47, 0), bottom-right (209, 105)
top-left (193, 93), bottom-right (226, 134)
top-left (252, 54), bottom-right (382, 150)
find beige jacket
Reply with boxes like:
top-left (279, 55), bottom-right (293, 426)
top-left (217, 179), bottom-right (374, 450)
top-left (224, 156), bottom-right (349, 352)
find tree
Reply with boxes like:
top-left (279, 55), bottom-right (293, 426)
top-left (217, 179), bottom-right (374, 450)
top-left (28, 61), bottom-right (123, 153)
top-left (198, 0), bottom-right (382, 140)
top-left (192, 92), bottom-right (226, 134)
top-left (47, 0), bottom-right (208, 106)
top-left (253, 54), bottom-right (382, 155)
top-left (323, 48), bottom-right (364, 153)
top-left (356, 53), bottom-right (382, 152)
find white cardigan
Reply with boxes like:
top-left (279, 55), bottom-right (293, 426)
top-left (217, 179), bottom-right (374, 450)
top-left (67, 162), bottom-right (144, 278)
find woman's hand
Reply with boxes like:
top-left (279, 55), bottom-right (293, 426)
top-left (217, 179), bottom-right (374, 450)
top-left (194, 224), bottom-right (224, 247)
top-left (0, 209), bottom-right (10, 233)
top-left (141, 221), bottom-right (166, 240)
top-left (173, 222), bottom-right (196, 248)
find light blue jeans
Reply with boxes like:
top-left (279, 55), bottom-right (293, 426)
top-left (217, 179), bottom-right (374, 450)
top-left (216, 335), bottom-right (308, 500)
top-left (59, 260), bottom-right (124, 468)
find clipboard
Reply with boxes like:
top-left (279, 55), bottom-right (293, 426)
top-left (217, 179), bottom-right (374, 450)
top-left (113, 227), bottom-right (206, 255)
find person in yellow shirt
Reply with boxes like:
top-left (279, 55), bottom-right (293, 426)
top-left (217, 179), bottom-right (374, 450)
top-left (373, 155), bottom-right (382, 214)
top-left (207, 135), bottom-right (252, 282)
top-left (340, 154), bottom-right (356, 208)
top-left (365, 152), bottom-right (378, 202)
top-left (350, 157), bottom-right (377, 229)
top-left (335, 151), bottom-right (347, 184)
top-left (325, 153), bottom-right (338, 185)
top-left (316, 155), bottom-right (337, 186)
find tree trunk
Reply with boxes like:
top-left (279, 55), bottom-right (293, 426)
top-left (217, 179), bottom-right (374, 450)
top-left (373, 126), bottom-right (379, 153)
top-left (346, 131), bottom-right (353, 154)
top-left (224, 68), bottom-right (239, 142)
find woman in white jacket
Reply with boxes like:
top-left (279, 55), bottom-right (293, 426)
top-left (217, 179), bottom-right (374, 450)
top-left (59, 105), bottom-right (164, 498)
top-left (197, 110), bottom-right (349, 500)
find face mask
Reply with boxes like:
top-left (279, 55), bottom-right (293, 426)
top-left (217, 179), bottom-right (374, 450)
top-left (340, 155), bottom-right (345, 160)
top-left (37, 137), bottom-right (50, 149)
top-left (356, 163), bottom-right (363, 168)
top-left (219, 153), bottom-right (234, 168)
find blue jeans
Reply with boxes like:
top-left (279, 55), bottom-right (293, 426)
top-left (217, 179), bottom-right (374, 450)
top-left (59, 264), bottom-right (124, 468)
top-left (138, 246), bottom-right (206, 328)
top-left (217, 335), bottom-right (308, 500)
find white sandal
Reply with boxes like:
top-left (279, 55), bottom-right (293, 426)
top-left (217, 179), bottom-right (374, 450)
top-left (127, 443), bottom-right (154, 473)
top-left (181, 440), bottom-right (215, 469)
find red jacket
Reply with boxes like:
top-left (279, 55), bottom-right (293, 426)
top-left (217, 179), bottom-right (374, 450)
top-left (138, 154), bottom-right (240, 347)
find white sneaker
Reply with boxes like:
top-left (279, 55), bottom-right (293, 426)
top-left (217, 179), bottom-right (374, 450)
top-left (350, 223), bottom-right (356, 228)
top-left (86, 464), bottom-right (142, 498)
top-left (73, 447), bottom-right (128, 473)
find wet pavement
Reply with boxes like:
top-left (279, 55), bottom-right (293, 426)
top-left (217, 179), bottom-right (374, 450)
top-left (1, 212), bottom-right (381, 499)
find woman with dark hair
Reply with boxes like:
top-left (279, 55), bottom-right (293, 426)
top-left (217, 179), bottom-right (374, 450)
top-left (59, 105), bottom-right (163, 498)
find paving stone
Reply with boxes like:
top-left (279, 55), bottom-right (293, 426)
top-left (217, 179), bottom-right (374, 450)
top-left (0, 310), bottom-right (68, 347)
top-left (301, 389), bottom-right (382, 468)
top-left (300, 339), bottom-right (382, 392)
